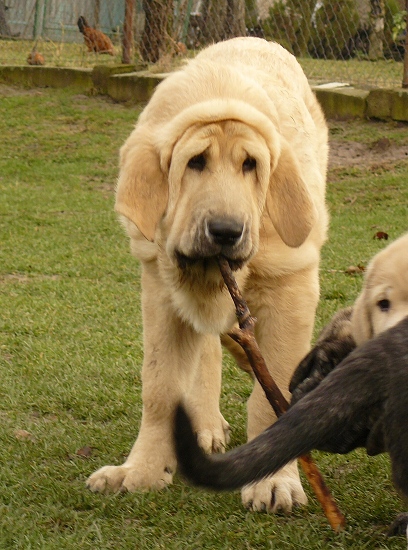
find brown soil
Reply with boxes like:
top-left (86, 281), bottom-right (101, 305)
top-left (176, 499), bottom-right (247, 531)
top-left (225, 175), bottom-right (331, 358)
top-left (329, 137), bottom-right (408, 168)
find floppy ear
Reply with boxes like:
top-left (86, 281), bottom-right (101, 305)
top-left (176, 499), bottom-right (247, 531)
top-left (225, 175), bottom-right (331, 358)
top-left (115, 136), bottom-right (168, 242)
top-left (351, 289), bottom-right (373, 345)
top-left (266, 140), bottom-right (317, 248)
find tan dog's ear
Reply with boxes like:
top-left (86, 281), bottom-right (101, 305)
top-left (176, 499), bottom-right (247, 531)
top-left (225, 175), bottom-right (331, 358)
top-left (266, 141), bottom-right (317, 248)
top-left (115, 137), bottom-right (168, 242)
top-left (351, 289), bottom-right (373, 345)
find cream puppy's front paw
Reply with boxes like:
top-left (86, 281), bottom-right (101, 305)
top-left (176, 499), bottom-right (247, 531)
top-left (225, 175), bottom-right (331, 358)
top-left (86, 465), bottom-right (131, 494)
top-left (86, 457), bottom-right (175, 493)
top-left (241, 468), bottom-right (307, 513)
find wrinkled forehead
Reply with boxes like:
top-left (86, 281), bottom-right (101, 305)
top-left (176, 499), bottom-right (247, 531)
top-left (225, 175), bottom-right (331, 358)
top-left (195, 119), bottom-right (262, 140)
top-left (155, 98), bottom-right (282, 174)
top-left (169, 120), bottom-right (270, 168)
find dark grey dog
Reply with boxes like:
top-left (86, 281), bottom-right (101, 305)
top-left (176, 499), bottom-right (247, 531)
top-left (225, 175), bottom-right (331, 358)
top-left (174, 316), bottom-right (408, 536)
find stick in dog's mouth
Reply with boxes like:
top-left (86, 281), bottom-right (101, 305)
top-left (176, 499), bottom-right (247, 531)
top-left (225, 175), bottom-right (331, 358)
top-left (216, 255), bottom-right (346, 532)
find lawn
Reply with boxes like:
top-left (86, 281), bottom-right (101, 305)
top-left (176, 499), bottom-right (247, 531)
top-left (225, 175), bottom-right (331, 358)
top-left (0, 84), bottom-right (407, 549)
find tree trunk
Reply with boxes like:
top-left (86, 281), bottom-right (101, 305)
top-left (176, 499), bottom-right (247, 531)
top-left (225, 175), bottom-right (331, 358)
top-left (201, 0), bottom-right (245, 43)
top-left (0, 0), bottom-right (12, 37)
top-left (403, 0), bottom-right (408, 87)
top-left (368, 0), bottom-right (385, 59)
top-left (140, 0), bottom-right (173, 63)
top-left (122, 0), bottom-right (134, 64)
top-left (290, 0), bottom-right (316, 57)
top-left (224, 0), bottom-right (246, 38)
top-left (201, 0), bottom-right (227, 42)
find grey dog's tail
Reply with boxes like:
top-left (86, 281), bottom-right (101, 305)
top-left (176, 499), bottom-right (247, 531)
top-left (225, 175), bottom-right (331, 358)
top-left (174, 403), bottom-right (316, 490)
top-left (174, 344), bottom-right (380, 490)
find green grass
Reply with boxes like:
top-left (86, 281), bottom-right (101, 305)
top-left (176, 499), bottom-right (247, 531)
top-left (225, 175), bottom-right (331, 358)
top-left (1, 38), bottom-right (124, 68)
top-left (299, 57), bottom-right (404, 89)
top-left (0, 85), bottom-right (407, 549)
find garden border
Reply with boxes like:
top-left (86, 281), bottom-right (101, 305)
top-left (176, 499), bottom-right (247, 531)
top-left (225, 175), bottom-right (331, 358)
top-left (1, 65), bottom-right (407, 121)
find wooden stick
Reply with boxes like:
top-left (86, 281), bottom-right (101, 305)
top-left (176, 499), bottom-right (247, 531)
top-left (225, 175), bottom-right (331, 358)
top-left (217, 256), bottom-right (346, 532)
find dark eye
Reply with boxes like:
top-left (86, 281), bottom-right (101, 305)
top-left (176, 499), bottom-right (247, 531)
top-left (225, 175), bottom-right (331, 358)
top-left (377, 299), bottom-right (391, 312)
top-left (243, 157), bottom-right (256, 173)
top-left (187, 154), bottom-right (206, 172)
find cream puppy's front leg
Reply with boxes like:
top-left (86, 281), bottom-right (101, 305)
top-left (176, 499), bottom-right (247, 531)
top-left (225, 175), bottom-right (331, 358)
top-left (186, 335), bottom-right (231, 454)
top-left (87, 268), bottom-right (228, 493)
top-left (87, 315), bottom-right (199, 492)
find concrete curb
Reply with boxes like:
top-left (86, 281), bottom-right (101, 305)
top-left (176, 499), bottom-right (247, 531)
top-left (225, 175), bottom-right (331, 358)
top-left (313, 85), bottom-right (408, 121)
top-left (1, 65), bottom-right (407, 121)
top-left (0, 66), bottom-right (94, 91)
top-left (106, 71), bottom-right (166, 103)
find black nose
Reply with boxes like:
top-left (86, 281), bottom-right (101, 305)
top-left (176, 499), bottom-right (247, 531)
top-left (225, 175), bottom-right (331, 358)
top-left (207, 218), bottom-right (244, 246)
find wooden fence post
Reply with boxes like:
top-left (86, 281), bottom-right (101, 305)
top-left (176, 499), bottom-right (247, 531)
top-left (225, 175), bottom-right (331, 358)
top-left (122, 0), bottom-right (134, 64)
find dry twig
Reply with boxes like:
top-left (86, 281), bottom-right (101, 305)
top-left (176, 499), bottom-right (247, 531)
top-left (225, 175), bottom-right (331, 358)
top-left (217, 256), bottom-right (346, 532)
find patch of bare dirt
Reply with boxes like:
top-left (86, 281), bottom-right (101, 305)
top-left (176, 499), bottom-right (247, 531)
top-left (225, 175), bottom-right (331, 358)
top-left (0, 83), bottom-right (45, 97)
top-left (329, 138), bottom-right (408, 168)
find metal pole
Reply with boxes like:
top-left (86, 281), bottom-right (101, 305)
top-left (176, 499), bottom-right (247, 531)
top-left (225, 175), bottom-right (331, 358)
top-left (33, 0), bottom-right (44, 39)
top-left (122, 0), bottom-right (135, 64)
top-left (94, 0), bottom-right (101, 27)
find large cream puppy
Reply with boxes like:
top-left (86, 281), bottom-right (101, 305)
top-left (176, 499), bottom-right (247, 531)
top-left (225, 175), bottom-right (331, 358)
top-left (87, 37), bottom-right (329, 513)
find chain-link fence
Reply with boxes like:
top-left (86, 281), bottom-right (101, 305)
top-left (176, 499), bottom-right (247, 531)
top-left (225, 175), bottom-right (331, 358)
top-left (1, 0), bottom-right (407, 88)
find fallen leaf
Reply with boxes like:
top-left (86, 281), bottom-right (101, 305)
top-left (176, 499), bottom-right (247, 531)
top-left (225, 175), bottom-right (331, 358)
top-left (373, 231), bottom-right (389, 240)
top-left (14, 429), bottom-right (35, 441)
top-left (345, 264), bottom-right (365, 275)
top-left (76, 445), bottom-right (94, 458)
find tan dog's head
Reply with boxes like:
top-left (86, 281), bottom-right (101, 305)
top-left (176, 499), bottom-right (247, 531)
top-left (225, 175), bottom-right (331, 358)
top-left (115, 98), bottom-right (317, 270)
top-left (351, 233), bottom-right (408, 345)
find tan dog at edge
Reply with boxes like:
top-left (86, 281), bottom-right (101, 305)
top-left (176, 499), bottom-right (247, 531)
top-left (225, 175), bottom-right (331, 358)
top-left (86, 37), bottom-right (329, 513)
top-left (290, 231), bottom-right (408, 403)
